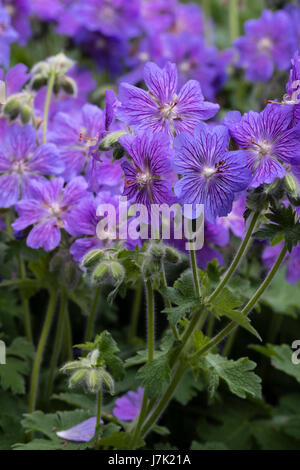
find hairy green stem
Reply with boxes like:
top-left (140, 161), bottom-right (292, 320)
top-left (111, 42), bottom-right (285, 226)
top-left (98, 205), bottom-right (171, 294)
top-left (64, 309), bottom-right (73, 361)
top-left (85, 286), bottom-right (101, 342)
top-left (45, 289), bottom-right (68, 399)
top-left (128, 279), bottom-right (143, 342)
top-left (42, 70), bottom-right (55, 144)
top-left (189, 249), bottom-right (201, 299)
top-left (96, 390), bottom-right (102, 427)
top-left (229, 0), bottom-right (239, 42)
top-left (160, 263), bottom-right (179, 340)
top-left (145, 279), bottom-right (155, 363)
top-left (28, 290), bottom-right (57, 415)
top-left (17, 255), bottom-right (33, 343)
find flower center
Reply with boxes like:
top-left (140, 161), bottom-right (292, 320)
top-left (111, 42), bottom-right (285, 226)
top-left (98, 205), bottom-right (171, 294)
top-left (257, 37), bottom-right (273, 53)
top-left (138, 52), bottom-right (150, 63)
top-left (49, 202), bottom-right (61, 217)
top-left (12, 160), bottom-right (27, 174)
top-left (159, 98), bottom-right (178, 121)
top-left (137, 171), bottom-right (152, 186)
top-left (179, 61), bottom-right (191, 73)
top-left (257, 140), bottom-right (272, 157)
top-left (202, 166), bottom-right (216, 178)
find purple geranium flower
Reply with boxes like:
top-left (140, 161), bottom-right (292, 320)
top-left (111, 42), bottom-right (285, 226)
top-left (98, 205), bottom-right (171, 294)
top-left (119, 131), bottom-right (175, 209)
top-left (173, 123), bottom-right (251, 222)
top-left (0, 124), bottom-right (63, 208)
top-left (225, 103), bottom-right (300, 188)
top-left (234, 9), bottom-right (297, 82)
top-left (113, 387), bottom-right (144, 421)
top-left (12, 177), bottom-right (88, 251)
top-left (49, 103), bottom-right (107, 181)
top-left (117, 61), bottom-right (219, 136)
top-left (0, 5), bottom-right (18, 67)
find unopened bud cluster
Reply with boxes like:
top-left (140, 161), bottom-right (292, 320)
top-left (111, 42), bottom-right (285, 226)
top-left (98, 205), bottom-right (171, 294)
top-left (30, 52), bottom-right (77, 96)
top-left (3, 91), bottom-right (34, 123)
top-left (60, 348), bottom-right (114, 395)
top-left (81, 248), bottom-right (125, 285)
top-left (142, 242), bottom-right (181, 279)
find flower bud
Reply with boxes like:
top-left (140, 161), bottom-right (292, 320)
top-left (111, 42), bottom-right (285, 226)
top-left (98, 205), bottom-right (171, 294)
top-left (31, 74), bottom-right (48, 91)
top-left (82, 249), bottom-right (105, 268)
top-left (69, 369), bottom-right (86, 388)
top-left (149, 243), bottom-right (165, 262)
top-left (60, 76), bottom-right (77, 96)
top-left (100, 369), bottom-right (115, 395)
top-left (109, 261), bottom-right (125, 282)
top-left (53, 77), bottom-right (61, 95)
top-left (113, 143), bottom-right (125, 161)
top-left (3, 97), bottom-right (20, 119)
top-left (92, 263), bottom-right (109, 283)
top-left (165, 246), bottom-right (181, 264)
top-left (89, 349), bottom-right (100, 367)
top-left (98, 130), bottom-right (127, 151)
top-left (87, 369), bottom-right (101, 393)
top-left (285, 173), bottom-right (299, 197)
top-left (20, 104), bottom-right (32, 124)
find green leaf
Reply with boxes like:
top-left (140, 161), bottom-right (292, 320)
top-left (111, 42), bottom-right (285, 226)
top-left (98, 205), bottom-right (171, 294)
top-left (261, 268), bottom-right (300, 317)
top-left (209, 288), bottom-right (261, 340)
top-left (204, 354), bottom-right (262, 400)
top-left (125, 350), bottom-right (164, 368)
top-left (161, 270), bottom-right (199, 325)
top-left (51, 393), bottom-right (95, 411)
top-left (173, 370), bottom-right (204, 405)
top-left (136, 355), bottom-right (171, 399)
top-left (253, 344), bottom-right (300, 384)
top-left (0, 338), bottom-right (33, 395)
top-left (97, 431), bottom-right (145, 450)
top-left (94, 331), bottom-right (124, 381)
top-left (254, 205), bottom-right (300, 252)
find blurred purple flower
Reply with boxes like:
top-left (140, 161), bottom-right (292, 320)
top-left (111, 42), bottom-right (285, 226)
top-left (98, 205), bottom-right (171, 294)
top-left (56, 416), bottom-right (104, 443)
top-left (12, 177), bottom-right (88, 251)
top-left (117, 61), bottom-right (219, 136)
top-left (162, 32), bottom-right (233, 100)
top-left (113, 387), bottom-right (144, 421)
top-left (0, 63), bottom-right (30, 97)
top-left (218, 196), bottom-right (246, 238)
top-left (173, 123), bottom-right (251, 222)
top-left (0, 5), bottom-right (18, 67)
top-left (3, 0), bottom-right (32, 45)
top-left (57, 0), bottom-right (141, 39)
top-left (0, 124), bottom-right (63, 208)
top-left (235, 9), bottom-right (297, 82)
top-left (263, 242), bottom-right (300, 285)
top-left (225, 104), bottom-right (300, 188)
